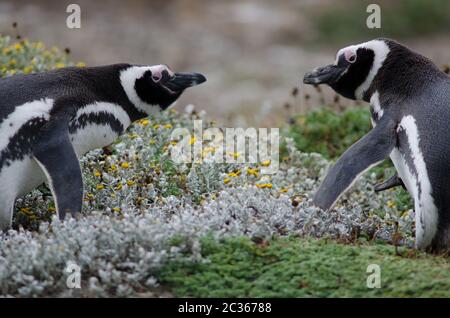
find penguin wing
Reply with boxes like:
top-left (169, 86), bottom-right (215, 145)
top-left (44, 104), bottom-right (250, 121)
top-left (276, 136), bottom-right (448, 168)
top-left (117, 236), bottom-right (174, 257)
top-left (313, 115), bottom-right (398, 210)
top-left (32, 110), bottom-right (83, 219)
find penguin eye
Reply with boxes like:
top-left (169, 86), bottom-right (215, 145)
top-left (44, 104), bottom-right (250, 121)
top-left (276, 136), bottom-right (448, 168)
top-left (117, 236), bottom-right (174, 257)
top-left (345, 52), bottom-right (357, 64)
top-left (151, 73), bottom-right (162, 83)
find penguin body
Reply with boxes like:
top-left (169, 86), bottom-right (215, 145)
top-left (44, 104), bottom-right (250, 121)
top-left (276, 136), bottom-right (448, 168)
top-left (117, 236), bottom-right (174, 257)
top-left (0, 64), bottom-right (206, 229)
top-left (304, 38), bottom-right (450, 251)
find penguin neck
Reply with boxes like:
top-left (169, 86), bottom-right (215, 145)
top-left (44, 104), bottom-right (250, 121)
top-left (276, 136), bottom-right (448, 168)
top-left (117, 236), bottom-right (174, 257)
top-left (81, 64), bottom-right (149, 123)
top-left (364, 47), bottom-right (443, 104)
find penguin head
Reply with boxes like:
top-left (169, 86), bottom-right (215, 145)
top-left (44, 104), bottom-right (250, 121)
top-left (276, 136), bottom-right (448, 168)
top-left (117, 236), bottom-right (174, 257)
top-left (304, 39), bottom-right (391, 101)
top-left (120, 64), bottom-right (206, 114)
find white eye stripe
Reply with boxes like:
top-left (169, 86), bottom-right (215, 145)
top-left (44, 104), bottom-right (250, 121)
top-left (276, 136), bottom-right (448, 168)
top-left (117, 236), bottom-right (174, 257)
top-left (120, 66), bottom-right (163, 114)
top-left (333, 40), bottom-right (390, 100)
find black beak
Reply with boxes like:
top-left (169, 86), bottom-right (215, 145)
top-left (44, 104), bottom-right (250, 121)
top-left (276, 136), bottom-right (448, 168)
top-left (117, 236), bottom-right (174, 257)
top-left (164, 72), bottom-right (207, 92)
top-left (303, 64), bottom-right (345, 85)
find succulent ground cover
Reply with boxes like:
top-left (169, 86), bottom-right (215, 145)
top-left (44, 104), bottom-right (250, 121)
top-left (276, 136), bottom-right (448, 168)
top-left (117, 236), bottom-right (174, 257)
top-left (0, 36), bottom-right (448, 297)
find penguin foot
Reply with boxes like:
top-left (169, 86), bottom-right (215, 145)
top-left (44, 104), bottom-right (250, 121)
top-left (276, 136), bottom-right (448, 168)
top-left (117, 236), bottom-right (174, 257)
top-left (374, 173), bottom-right (405, 192)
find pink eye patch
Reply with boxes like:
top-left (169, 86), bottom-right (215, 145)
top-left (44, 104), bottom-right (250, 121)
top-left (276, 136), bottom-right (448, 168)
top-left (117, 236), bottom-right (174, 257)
top-left (151, 68), bottom-right (163, 82)
top-left (150, 65), bottom-right (174, 83)
top-left (344, 49), bottom-right (356, 63)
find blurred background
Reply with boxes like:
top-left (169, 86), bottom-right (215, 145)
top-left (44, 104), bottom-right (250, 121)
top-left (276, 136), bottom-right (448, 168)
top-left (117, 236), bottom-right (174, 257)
top-left (0, 0), bottom-right (450, 126)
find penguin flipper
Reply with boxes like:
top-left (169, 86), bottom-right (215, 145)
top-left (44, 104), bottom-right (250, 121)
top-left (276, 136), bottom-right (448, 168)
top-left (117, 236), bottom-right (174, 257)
top-left (33, 114), bottom-right (83, 220)
top-left (374, 173), bottom-right (405, 192)
top-left (313, 115), bottom-right (398, 210)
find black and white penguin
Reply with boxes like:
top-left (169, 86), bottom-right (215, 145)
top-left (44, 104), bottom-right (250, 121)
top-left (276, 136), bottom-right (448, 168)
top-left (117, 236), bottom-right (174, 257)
top-left (304, 38), bottom-right (450, 252)
top-left (0, 64), bottom-right (206, 229)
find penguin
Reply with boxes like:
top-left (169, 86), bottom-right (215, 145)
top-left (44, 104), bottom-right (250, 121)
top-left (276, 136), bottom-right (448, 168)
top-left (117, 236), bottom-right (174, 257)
top-left (303, 38), bottom-right (450, 252)
top-left (0, 64), bottom-right (206, 230)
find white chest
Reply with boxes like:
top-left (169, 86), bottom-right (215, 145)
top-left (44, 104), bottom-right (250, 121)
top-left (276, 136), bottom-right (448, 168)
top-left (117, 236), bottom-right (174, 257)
top-left (69, 102), bottom-right (131, 157)
top-left (390, 115), bottom-right (438, 249)
top-left (70, 124), bottom-right (119, 157)
top-left (0, 156), bottom-right (46, 199)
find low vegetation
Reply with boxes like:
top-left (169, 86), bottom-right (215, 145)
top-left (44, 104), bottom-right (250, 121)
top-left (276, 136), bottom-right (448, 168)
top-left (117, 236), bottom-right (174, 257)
top-left (0, 35), bottom-right (447, 297)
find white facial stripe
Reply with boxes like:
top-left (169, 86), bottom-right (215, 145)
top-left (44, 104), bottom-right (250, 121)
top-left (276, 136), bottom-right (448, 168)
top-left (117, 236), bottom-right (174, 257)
top-left (120, 65), bottom-right (169, 115)
top-left (0, 98), bottom-right (54, 152)
top-left (370, 91), bottom-right (384, 119)
top-left (395, 115), bottom-right (438, 249)
top-left (76, 102), bottom-right (131, 130)
top-left (354, 40), bottom-right (390, 100)
top-left (334, 40), bottom-right (390, 100)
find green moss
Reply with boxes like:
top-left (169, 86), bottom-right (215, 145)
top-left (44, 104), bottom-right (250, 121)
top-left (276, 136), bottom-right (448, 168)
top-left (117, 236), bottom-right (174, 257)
top-left (159, 236), bottom-right (450, 297)
top-left (284, 107), bottom-right (371, 159)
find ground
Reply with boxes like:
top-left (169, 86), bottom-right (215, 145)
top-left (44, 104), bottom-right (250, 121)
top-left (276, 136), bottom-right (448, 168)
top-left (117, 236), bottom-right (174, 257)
top-left (0, 34), bottom-right (448, 298)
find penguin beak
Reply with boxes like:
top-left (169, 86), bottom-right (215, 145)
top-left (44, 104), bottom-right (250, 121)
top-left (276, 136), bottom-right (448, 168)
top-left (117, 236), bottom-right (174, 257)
top-left (303, 64), bottom-right (345, 85)
top-left (163, 72), bottom-right (207, 93)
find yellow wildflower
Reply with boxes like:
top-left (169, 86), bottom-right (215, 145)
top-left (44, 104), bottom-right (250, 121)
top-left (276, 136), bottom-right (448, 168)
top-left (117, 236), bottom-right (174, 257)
top-left (48, 207), bottom-right (56, 213)
top-left (109, 164), bottom-right (117, 172)
top-left (76, 61), bottom-right (86, 67)
top-left (14, 43), bottom-right (22, 51)
top-left (223, 178), bottom-right (231, 185)
top-left (228, 169), bottom-right (241, 178)
top-left (279, 188), bottom-right (288, 193)
top-left (164, 123), bottom-right (173, 129)
top-left (126, 180), bottom-right (135, 186)
top-left (96, 184), bottom-right (105, 190)
top-left (115, 183), bottom-right (123, 190)
top-left (256, 183), bottom-right (273, 189)
top-left (35, 42), bottom-right (45, 49)
top-left (153, 124), bottom-right (160, 129)
top-left (387, 200), bottom-right (396, 208)
top-left (247, 168), bottom-right (259, 176)
top-left (93, 170), bottom-right (102, 177)
top-left (140, 119), bottom-right (150, 126)
top-left (121, 162), bottom-right (130, 169)
top-left (23, 66), bottom-right (33, 74)
top-left (55, 62), bottom-right (65, 69)
top-left (203, 146), bottom-right (216, 154)
top-left (112, 207), bottom-right (121, 213)
top-left (20, 207), bottom-right (32, 215)
top-left (261, 160), bottom-right (271, 167)
top-left (189, 136), bottom-right (196, 145)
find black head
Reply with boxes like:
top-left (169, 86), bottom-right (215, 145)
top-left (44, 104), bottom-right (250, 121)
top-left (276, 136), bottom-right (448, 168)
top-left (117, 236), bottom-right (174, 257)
top-left (303, 39), bottom-right (391, 101)
top-left (121, 65), bottom-right (206, 114)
